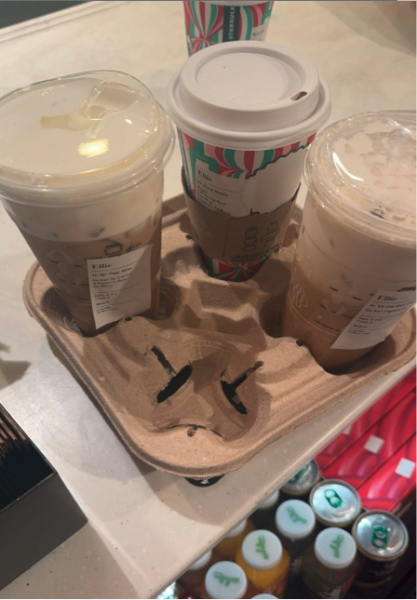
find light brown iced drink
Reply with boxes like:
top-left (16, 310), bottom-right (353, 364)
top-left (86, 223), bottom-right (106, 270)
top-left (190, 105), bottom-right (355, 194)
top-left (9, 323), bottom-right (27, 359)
top-left (283, 112), bottom-right (416, 370)
top-left (0, 71), bottom-right (174, 334)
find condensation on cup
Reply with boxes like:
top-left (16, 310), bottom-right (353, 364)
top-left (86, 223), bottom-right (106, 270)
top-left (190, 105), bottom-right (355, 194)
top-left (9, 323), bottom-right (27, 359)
top-left (0, 71), bottom-right (174, 334)
top-left (283, 111), bottom-right (416, 371)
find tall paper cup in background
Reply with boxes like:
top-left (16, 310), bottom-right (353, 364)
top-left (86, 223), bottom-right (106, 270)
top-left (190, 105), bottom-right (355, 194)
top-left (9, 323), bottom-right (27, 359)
top-left (168, 42), bottom-right (331, 281)
top-left (183, 0), bottom-right (275, 55)
top-left (0, 71), bottom-right (174, 334)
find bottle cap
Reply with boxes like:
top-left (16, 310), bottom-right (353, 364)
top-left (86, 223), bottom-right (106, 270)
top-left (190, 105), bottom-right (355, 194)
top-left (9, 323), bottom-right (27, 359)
top-left (242, 530), bottom-right (283, 571)
top-left (205, 561), bottom-right (247, 599)
top-left (275, 499), bottom-right (316, 539)
top-left (189, 549), bottom-right (212, 571)
top-left (314, 528), bottom-right (357, 570)
top-left (257, 490), bottom-right (280, 510)
top-left (225, 518), bottom-right (248, 538)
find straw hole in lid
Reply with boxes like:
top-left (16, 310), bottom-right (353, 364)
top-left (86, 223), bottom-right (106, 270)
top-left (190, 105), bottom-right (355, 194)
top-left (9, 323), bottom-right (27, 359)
top-left (291, 91), bottom-right (308, 101)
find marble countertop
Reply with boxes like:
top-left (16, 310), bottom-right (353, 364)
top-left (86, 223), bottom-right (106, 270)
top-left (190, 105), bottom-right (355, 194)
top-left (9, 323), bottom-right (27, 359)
top-left (0, 1), bottom-right (415, 598)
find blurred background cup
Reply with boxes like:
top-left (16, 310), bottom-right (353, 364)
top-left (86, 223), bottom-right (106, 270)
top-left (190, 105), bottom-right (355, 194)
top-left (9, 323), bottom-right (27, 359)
top-left (168, 42), bottom-right (331, 281)
top-left (183, 0), bottom-right (275, 55)
top-left (0, 71), bottom-right (174, 334)
top-left (282, 111), bottom-right (416, 371)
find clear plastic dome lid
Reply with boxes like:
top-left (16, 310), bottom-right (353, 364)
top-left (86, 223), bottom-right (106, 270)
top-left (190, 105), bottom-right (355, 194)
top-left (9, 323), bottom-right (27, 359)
top-left (305, 111), bottom-right (416, 246)
top-left (0, 70), bottom-right (174, 203)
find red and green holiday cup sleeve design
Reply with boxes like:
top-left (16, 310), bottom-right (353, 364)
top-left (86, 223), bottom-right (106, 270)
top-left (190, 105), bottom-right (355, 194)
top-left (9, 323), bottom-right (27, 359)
top-left (183, 1), bottom-right (274, 55)
top-left (178, 129), bottom-right (316, 199)
top-left (200, 248), bottom-right (268, 281)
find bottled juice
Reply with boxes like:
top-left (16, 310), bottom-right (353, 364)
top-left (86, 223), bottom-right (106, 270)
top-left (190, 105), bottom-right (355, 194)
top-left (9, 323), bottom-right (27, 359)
top-left (215, 518), bottom-right (254, 560)
top-left (236, 530), bottom-right (289, 598)
top-left (251, 490), bottom-right (280, 529)
top-left (203, 561), bottom-right (248, 599)
top-left (178, 550), bottom-right (213, 598)
top-left (301, 527), bottom-right (359, 598)
top-left (275, 499), bottom-right (316, 593)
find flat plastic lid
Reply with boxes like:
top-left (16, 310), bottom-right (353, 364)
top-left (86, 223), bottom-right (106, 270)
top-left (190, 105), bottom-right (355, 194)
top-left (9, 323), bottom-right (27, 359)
top-left (252, 595), bottom-right (279, 599)
top-left (314, 528), bottom-right (357, 570)
top-left (305, 111), bottom-right (416, 246)
top-left (226, 518), bottom-right (248, 538)
top-left (275, 500), bottom-right (316, 539)
top-left (168, 42), bottom-right (331, 150)
top-left (257, 490), bottom-right (280, 510)
top-left (0, 70), bottom-right (174, 203)
top-left (310, 480), bottom-right (361, 527)
top-left (205, 562), bottom-right (247, 599)
top-left (242, 530), bottom-right (283, 571)
top-left (353, 511), bottom-right (409, 561)
top-left (189, 550), bottom-right (213, 571)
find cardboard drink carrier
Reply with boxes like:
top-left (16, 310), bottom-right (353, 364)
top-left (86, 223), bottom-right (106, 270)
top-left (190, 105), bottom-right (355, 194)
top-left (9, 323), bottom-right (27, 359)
top-left (22, 192), bottom-right (416, 479)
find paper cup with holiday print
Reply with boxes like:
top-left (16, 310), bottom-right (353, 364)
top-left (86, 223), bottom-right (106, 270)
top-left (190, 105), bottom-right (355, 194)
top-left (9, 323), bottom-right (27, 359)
top-left (168, 42), bottom-right (331, 281)
top-left (183, 0), bottom-right (275, 55)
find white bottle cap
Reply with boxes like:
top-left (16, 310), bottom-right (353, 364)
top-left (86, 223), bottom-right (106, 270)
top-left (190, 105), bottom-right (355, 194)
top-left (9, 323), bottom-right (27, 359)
top-left (314, 528), bottom-right (357, 569)
top-left (252, 595), bottom-right (279, 599)
top-left (205, 561), bottom-right (248, 599)
top-left (257, 490), bottom-right (280, 511)
top-left (168, 41), bottom-right (331, 150)
top-left (275, 500), bottom-right (316, 539)
top-left (189, 549), bottom-right (212, 571)
top-left (225, 518), bottom-right (248, 538)
top-left (242, 530), bottom-right (283, 571)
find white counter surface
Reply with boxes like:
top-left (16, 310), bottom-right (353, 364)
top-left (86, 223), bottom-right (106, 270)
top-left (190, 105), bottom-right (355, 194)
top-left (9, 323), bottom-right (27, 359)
top-left (0, 2), bottom-right (415, 598)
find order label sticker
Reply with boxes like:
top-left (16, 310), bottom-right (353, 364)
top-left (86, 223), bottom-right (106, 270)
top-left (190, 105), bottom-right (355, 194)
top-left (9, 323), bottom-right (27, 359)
top-left (87, 245), bottom-right (152, 329)
top-left (331, 289), bottom-right (416, 350)
top-left (195, 160), bottom-right (257, 217)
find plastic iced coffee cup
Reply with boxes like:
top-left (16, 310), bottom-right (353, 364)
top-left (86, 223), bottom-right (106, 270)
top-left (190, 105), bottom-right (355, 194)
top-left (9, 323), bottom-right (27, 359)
top-left (183, 0), bottom-right (275, 55)
top-left (283, 111), bottom-right (416, 371)
top-left (0, 71), bottom-right (174, 334)
top-left (168, 42), bottom-right (331, 281)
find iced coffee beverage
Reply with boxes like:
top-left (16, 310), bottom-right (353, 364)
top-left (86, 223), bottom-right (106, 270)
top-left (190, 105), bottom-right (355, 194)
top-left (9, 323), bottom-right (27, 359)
top-left (283, 112), bottom-right (416, 370)
top-left (0, 71), bottom-right (174, 334)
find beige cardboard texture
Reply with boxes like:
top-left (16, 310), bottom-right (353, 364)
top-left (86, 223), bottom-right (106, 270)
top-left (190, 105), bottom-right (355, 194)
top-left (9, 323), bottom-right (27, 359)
top-left (23, 194), bottom-right (416, 478)
top-left (184, 180), bottom-right (297, 263)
